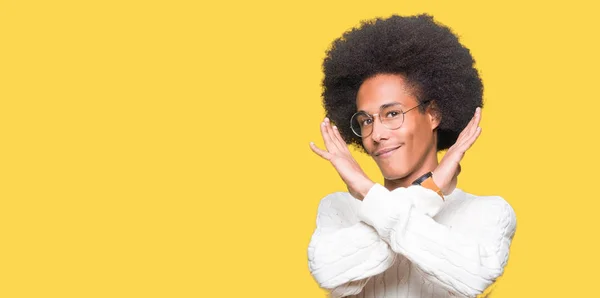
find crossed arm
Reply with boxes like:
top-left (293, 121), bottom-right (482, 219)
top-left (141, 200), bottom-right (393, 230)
top-left (308, 185), bottom-right (517, 298)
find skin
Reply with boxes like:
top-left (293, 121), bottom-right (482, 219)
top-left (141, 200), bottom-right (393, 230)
top-left (310, 73), bottom-right (482, 199)
top-left (356, 74), bottom-right (440, 190)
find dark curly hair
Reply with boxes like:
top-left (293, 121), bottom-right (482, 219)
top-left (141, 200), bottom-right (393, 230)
top-left (322, 14), bottom-right (483, 152)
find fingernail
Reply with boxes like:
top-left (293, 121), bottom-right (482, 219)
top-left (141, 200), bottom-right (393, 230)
top-left (333, 125), bottom-right (338, 130)
top-left (324, 117), bottom-right (329, 122)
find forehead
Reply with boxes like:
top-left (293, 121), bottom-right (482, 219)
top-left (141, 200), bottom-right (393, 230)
top-left (356, 74), bottom-right (418, 112)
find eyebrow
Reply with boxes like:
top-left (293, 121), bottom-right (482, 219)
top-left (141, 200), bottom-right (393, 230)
top-left (357, 102), bottom-right (403, 114)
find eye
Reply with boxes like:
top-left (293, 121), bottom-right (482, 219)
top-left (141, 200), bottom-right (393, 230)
top-left (386, 110), bottom-right (401, 118)
top-left (361, 118), bottom-right (373, 126)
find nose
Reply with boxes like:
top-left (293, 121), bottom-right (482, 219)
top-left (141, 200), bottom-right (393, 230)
top-left (369, 115), bottom-right (389, 142)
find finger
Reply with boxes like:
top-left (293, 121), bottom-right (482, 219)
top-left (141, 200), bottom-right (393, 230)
top-left (456, 112), bottom-right (475, 143)
top-left (331, 125), bottom-right (351, 154)
top-left (467, 126), bottom-right (482, 149)
top-left (309, 142), bottom-right (332, 160)
top-left (324, 118), bottom-right (345, 152)
top-left (457, 107), bottom-right (481, 146)
top-left (466, 107), bottom-right (482, 139)
top-left (447, 126), bottom-right (479, 162)
top-left (320, 119), bottom-right (338, 153)
top-left (458, 126), bottom-right (482, 153)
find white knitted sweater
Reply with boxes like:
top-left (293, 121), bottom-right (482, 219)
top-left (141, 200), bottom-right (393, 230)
top-left (308, 184), bottom-right (517, 298)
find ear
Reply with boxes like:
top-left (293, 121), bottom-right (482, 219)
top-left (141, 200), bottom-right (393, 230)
top-left (426, 100), bottom-right (442, 130)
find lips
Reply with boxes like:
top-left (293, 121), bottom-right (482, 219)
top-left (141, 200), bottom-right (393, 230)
top-left (374, 145), bottom-right (402, 157)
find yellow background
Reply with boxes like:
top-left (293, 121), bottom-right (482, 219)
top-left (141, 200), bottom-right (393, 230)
top-left (1, 0), bottom-right (599, 297)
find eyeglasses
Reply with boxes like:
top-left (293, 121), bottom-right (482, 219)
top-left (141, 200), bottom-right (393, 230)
top-left (350, 100), bottom-right (430, 137)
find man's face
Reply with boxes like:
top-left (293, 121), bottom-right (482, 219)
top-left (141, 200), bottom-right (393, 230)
top-left (356, 74), bottom-right (438, 180)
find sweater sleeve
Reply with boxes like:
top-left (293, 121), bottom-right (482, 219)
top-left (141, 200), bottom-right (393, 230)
top-left (307, 188), bottom-right (447, 296)
top-left (307, 191), bottom-right (395, 295)
top-left (358, 183), bottom-right (517, 298)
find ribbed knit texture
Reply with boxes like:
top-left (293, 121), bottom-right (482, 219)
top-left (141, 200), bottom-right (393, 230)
top-left (308, 184), bottom-right (517, 298)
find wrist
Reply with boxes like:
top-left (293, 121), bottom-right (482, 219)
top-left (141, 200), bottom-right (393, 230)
top-left (431, 170), bottom-right (447, 192)
top-left (353, 177), bottom-right (375, 201)
top-left (416, 172), bottom-right (445, 200)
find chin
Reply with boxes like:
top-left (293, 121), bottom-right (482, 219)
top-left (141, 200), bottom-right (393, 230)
top-left (373, 152), bottom-right (413, 181)
top-left (383, 173), bottom-right (408, 180)
top-left (379, 166), bottom-right (410, 180)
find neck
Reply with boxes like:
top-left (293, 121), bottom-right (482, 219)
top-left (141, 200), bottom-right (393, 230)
top-left (383, 148), bottom-right (439, 191)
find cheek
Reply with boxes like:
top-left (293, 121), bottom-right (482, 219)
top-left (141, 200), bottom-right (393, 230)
top-left (396, 125), bottom-right (417, 147)
top-left (397, 124), bottom-right (430, 156)
top-left (361, 138), bottom-right (375, 155)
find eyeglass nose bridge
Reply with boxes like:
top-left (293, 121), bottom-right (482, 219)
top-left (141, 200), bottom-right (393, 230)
top-left (369, 113), bottom-right (393, 139)
top-left (351, 99), bottom-right (430, 138)
top-left (354, 111), bottom-right (405, 138)
top-left (351, 113), bottom-right (385, 137)
top-left (354, 113), bottom-right (385, 139)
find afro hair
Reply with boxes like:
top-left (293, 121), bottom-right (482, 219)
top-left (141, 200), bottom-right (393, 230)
top-left (321, 14), bottom-right (483, 152)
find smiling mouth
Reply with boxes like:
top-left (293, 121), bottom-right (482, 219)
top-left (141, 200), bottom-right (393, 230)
top-left (375, 145), bottom-right (402, 157)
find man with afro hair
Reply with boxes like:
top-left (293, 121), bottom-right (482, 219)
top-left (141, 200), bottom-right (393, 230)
top-left (308, 14), bottom-right (517, 298)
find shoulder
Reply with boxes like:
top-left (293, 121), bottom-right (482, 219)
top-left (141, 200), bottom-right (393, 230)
top-left (452, 190), bottom-right (517, 236)
top-left (466, 190), bottom-right (513, 209)
top-left (315, 191), bottom-right (361, 228)
top-left (317, 191), bottom-right (358, 209)
top-left (451, 190), bottom-right (515, 216)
